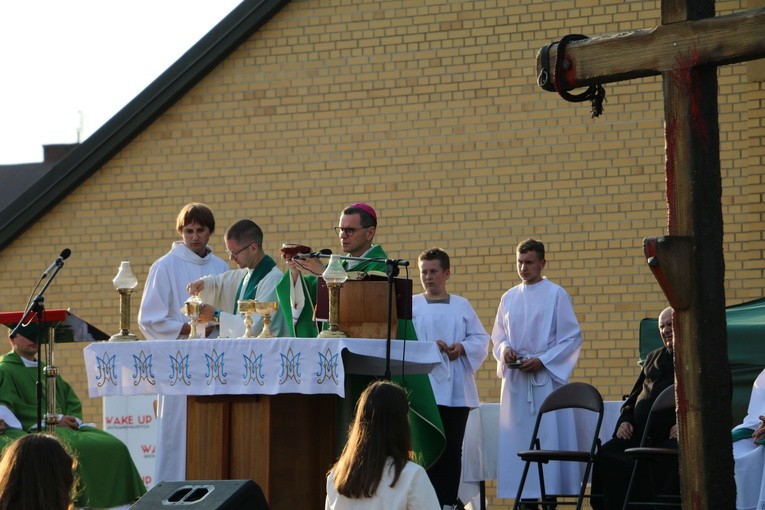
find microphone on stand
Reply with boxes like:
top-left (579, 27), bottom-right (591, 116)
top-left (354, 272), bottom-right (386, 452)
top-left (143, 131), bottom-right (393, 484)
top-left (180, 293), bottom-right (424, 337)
top-left (294, 248), bottom-right (332, 260)
top-left (41, 248), bottom-right (72, 278)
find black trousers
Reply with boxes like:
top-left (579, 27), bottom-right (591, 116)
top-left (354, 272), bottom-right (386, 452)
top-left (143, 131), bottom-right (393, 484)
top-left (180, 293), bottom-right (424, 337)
top-left (427, 405), bottom-right (470, 507)
top-left (591, 437), bottom-right (678, 510)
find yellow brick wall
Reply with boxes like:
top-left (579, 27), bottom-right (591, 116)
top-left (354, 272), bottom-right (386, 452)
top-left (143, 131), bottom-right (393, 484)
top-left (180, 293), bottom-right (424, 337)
top-left (0, 1), bottom-right (761, 507)
top-left (54, 342), bottom-right (101, 423)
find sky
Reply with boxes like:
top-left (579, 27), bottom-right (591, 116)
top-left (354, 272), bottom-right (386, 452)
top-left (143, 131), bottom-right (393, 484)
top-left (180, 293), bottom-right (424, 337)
top-left (0, 0), bottom-right (243, 165)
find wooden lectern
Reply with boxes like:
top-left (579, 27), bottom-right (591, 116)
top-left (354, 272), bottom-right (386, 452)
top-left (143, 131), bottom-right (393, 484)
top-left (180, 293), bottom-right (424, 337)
top-left (186, 277), bottom-right (414, 510)
top-left (317, 276), bottom-right (413, 339)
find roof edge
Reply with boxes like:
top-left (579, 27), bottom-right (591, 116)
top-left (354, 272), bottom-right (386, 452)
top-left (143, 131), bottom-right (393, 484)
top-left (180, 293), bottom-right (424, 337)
top-left (0, 0), bottom-right (291, 251)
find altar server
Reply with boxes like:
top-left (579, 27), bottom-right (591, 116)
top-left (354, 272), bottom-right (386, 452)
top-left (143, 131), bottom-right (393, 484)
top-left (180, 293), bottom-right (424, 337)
top-left (138, 202), bottom-right (229, 484)
top-left (491, 239), bottom-right (582, 501)
top-left (138, 202), bottom-right (229, 340)
top-left (412, 248), bottom-right (489, 508)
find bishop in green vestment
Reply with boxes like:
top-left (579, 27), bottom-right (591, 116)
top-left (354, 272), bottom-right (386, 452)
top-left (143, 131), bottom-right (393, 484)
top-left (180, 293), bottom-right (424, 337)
top-left (0, 325), bottom-right (145, 508)
top-left (276, 203), bottom-right (445, 468)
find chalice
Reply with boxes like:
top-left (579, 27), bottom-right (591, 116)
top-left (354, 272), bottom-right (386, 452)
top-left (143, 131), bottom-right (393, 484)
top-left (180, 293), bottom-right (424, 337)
top-left (181, 296), bottom-right (203, 339)
top-left (238, 299), bottom-right (258, 338)
top-left (255, 301), bottom-right (279, 338)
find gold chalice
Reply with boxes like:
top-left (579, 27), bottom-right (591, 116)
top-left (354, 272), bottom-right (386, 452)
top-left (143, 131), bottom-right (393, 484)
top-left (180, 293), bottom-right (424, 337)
top-left (254, 301), bottom-right (279, 338)
top-left (238, 299), bottom-right (258, 338)
top-left (181, 297), bottom-right (203, 339)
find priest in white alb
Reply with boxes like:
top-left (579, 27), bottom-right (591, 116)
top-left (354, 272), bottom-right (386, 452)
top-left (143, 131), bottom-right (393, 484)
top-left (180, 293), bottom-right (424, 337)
top-left (491, 239), bottom-right (582, 501)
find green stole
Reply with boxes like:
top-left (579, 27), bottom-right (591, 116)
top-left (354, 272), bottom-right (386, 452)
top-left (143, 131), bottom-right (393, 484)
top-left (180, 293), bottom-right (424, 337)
top-left (732, 427), bottom-right (765, 444)
top-left (342, 244), bottom-right (387, 272)
top-left (275, 272), bottom-right (319, 338)
top-left (233, 255), bottom-right (276, 313)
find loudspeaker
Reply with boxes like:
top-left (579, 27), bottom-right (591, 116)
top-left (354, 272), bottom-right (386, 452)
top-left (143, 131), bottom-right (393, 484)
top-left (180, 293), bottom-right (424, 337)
top-left (130, 479), bottom-right (268, 509)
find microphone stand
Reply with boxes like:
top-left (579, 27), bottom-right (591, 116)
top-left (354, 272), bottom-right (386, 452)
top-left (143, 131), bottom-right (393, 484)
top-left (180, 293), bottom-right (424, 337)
top-left (10, 258), bottom-right (67, 434)
top-left (305, 253), bottom-right (408, 380)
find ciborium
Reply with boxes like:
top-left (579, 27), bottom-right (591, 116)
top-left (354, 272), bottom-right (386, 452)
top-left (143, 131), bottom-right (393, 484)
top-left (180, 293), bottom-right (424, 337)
top-left (238, 299), bottom-right (258, 338)
top-left (255, 301), bottom-right (279, 338)
top-left (181, 296), bottom-right (203, 339)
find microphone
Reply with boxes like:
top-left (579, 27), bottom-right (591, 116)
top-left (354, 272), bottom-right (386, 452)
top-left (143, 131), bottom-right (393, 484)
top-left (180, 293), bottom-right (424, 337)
top-left (41, 248), bottom-right (72, 278)
top-left (294, 248), bottom-right (332, 260)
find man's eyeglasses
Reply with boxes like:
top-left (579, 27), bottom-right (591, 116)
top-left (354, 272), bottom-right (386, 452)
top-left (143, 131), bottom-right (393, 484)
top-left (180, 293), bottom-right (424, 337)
top-left (225, 243), bottom-right (252, 258)
top-left (333, 226), bottom-right (369, 236)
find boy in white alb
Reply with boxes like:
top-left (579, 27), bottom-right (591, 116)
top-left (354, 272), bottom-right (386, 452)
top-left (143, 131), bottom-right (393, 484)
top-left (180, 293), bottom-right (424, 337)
top-left (492, 239), bottom-right (582, 502)
top-left (412, 248), bottom-right (489, 509)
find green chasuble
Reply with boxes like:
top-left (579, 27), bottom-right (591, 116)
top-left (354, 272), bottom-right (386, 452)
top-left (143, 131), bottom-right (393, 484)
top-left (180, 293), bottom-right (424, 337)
top-left (276, 245), bottom-right (445, 468)
top-left (0, 351), bottom-right (146, 508)
top-left (233, 255), bottom-right (277, 313)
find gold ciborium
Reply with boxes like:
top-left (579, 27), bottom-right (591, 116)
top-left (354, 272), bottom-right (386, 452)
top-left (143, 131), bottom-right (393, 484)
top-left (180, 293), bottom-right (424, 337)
top-left (181, 296), bottom-right (203, 339)
top-left (238, 299), bottom-right (258, 338)
top-left (254, 301), bottom-right (279, 338)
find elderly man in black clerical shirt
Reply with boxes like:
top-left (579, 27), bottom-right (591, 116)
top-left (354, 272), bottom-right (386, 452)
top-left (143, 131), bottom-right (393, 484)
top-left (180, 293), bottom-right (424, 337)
top-left (591, 307), bottom-right (679, 510)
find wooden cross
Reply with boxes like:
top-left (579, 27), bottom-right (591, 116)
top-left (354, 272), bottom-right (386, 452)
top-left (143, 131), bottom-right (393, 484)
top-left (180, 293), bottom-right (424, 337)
top-left (536, 2), bottom-right (765, 508)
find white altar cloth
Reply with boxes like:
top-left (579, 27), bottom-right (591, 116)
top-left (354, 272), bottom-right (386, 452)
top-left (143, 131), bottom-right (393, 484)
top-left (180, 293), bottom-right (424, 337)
top-left (84, 337), bottom-right (442, 399)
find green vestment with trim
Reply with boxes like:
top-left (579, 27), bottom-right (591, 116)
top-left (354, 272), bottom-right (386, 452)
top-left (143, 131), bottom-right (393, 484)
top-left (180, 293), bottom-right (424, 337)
top-left (0, 351), bottom-right (146, 508)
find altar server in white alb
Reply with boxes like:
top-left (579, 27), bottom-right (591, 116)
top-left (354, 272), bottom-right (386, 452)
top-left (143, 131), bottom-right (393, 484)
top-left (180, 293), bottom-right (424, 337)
top-left (138, 203), bottom-right (229, 485)
top-left (732, 368), bottom-right (765, 510)
top-left (491, 239), bottom-right (582, 501)
top-left (412, 248), bottom-right (490, 509)
top-left (138, 202), bottom-right (230, 340)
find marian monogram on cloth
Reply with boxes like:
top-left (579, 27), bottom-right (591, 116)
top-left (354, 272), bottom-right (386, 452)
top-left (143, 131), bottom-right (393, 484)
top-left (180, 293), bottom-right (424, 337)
top-left (85, 338), bottom-right (343, 397)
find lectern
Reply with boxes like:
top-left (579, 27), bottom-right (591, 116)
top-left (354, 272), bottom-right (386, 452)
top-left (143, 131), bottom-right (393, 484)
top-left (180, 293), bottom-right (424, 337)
top-left (0, 309), bottom-right (109, 342)
top-left (316, 276), bottom-right (413, 339)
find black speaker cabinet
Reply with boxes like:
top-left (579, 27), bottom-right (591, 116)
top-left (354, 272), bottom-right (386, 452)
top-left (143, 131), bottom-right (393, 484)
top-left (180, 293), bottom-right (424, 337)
top-left (130, 479), bottom-right (268, 509)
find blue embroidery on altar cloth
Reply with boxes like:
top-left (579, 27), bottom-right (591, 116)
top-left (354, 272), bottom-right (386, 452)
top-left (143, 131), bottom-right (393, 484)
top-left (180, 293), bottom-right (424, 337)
top-left (204, 349), bottom-right (227, 385)
top-left (131, 351), bottom-right (155, 386)
top-left (169, 351), bottom-right (191, 386)
top-left (243, 351), bottom-right (265, 386)
top-left (316, 348), bottom-right (339, 385)
top-left (279, 347), bottom-right (301, 384)
top-left (95, 351), bottom-right (118, 388)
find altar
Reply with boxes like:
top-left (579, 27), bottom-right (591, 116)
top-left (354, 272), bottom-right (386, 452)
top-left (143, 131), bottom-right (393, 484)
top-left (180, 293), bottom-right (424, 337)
top-left (84, 337), bottom-right (441, 509)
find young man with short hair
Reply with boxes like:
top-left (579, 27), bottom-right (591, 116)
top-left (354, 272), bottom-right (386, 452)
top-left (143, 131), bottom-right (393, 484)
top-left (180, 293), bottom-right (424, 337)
top-left (492, 239), bottom-right (583, 502)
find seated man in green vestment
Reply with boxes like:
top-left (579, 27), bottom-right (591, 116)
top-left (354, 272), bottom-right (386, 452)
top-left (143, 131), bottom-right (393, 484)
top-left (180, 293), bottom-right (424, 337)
top-left (275, 202), bottom-right (446, 469)
top-left (0, 323), bottom-right (146, 509)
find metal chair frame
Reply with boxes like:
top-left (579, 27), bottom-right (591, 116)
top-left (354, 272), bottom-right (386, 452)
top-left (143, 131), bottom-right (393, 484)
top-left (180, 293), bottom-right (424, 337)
top-left (512, 382), bottom-right (604, 510)
top-left (622, 384), bottom-right (681, 509)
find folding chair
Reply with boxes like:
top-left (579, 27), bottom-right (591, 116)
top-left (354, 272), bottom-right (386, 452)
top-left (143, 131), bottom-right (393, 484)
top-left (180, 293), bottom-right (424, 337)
top-left (622, 384), bottom-right (680, 509)
top-left (512, 382), bottom-right (604, 510)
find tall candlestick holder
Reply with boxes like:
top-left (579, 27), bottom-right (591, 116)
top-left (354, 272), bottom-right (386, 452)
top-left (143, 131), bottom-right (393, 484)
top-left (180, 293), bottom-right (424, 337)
top-left (109, 261), bottom-right (139, 342)
top-left (318, 255), bottom-right (348, 338)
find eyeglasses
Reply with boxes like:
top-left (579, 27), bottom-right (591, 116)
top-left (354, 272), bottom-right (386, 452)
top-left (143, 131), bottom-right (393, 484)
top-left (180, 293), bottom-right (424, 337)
top-left (333, 226), bottom-right (369, 236)
top-left (225, 243), bottom-right (252, 258)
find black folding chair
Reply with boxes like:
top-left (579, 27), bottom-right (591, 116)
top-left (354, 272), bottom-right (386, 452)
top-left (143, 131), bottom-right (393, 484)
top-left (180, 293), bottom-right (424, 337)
top-left (512, 382), bottom-right (604, 510)
top-left (622, 384), bottom-right (680, 509)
